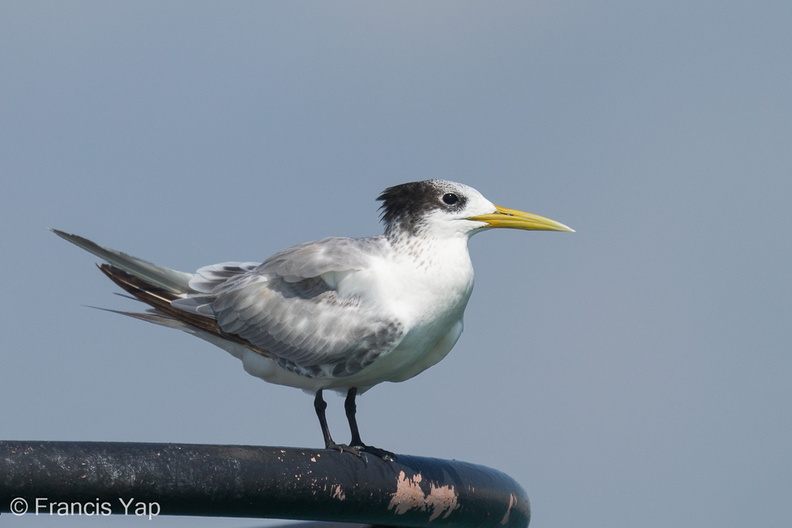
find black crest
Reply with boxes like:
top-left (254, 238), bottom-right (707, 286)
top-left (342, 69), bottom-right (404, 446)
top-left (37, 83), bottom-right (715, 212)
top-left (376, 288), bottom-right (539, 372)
top-left (377, 180), bottom-right (467, 236)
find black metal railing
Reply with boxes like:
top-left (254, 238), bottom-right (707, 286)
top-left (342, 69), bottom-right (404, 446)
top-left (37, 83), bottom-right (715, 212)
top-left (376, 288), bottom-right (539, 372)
top-left (0, 441), bottom-right (529, 527)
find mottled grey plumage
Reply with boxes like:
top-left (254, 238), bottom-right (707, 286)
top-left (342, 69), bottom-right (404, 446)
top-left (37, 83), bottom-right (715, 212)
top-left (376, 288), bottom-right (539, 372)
top-left (173, 237), bottom-right (405, 378)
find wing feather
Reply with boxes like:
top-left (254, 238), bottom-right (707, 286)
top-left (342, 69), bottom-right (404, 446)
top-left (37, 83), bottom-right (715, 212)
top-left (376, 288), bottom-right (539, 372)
top-left (172, 237), bottom-right (404, 378)
top-left (257, 236), bottom-right (386, 282)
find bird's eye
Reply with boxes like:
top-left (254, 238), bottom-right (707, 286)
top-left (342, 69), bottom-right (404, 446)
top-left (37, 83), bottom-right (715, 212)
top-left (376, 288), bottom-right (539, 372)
top-left (442, 193), bottom-right (459, 205)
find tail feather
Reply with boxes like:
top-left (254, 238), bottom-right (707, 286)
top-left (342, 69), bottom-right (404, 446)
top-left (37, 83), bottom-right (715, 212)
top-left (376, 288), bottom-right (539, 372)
top-left (98, 264), bottom-right (220, 337)
top-left (86, 305), bottom-right (192, 330)
top-left (53, 229), bottom-right (272, 359)
top-left (51, 229), bottom-right (193, 294)
top-left (97, 264), bottom-right (270, 358)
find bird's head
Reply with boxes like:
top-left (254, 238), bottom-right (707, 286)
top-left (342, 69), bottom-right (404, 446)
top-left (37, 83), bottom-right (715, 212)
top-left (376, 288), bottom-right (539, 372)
top-left (377, 179), bottom-right (573, 240)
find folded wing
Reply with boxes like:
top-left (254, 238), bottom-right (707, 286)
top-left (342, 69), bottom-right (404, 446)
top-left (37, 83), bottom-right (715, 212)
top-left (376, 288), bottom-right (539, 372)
top-left (174, 237), bottom-right (405, 378)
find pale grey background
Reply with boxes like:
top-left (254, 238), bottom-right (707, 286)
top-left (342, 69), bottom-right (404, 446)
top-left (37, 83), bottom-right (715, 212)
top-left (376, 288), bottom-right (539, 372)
top-left (2, 2), bottom-right (791, 527)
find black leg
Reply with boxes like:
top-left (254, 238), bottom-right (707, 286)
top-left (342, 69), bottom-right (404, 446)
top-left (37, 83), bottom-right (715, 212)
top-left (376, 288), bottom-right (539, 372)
top-left (314, 390), bottom-right (336, 449)
top-left (314, 389), bottom-right (364, 457)
top-left (343, 387), bottom-right (396, 461)
top-left (345, 388), bottom-right (364, 447)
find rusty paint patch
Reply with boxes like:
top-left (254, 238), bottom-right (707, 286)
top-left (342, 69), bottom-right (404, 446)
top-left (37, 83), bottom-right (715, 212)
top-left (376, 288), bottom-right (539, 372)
top-left (387, 470), bottom-right (459, 521)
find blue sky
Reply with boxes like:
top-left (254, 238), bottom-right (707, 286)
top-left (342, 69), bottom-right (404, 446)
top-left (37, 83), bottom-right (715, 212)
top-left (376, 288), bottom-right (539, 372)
top-left (2, 2), bottom-right (791, 527)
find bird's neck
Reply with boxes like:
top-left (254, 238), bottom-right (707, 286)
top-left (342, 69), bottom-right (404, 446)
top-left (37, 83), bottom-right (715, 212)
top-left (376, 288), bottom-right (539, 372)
top-left (379, 232), bottom-right (475, 329)
top-left (388, 230), bottom-right (469, 265)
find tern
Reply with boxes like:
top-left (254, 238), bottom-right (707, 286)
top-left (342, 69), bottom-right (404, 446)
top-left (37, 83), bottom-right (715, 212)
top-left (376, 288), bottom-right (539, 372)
top-left (53, 179), bottom-right (572, 457)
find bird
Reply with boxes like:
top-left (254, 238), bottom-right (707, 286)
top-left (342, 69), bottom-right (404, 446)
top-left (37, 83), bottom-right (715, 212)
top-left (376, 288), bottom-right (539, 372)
top-left (53, 179), bottom-right (572, 458)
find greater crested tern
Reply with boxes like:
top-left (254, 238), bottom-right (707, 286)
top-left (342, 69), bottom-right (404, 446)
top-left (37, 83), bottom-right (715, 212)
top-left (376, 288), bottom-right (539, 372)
top-left (53, 179), bottom-right (572, 457)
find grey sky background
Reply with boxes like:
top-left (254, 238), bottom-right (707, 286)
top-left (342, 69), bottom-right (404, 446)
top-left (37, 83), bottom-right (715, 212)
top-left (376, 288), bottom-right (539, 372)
top-left (2, 2), bottom-right (791, 527)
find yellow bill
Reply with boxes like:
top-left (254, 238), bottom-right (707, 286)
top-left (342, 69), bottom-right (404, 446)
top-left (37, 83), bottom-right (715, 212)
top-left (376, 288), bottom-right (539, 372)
top-left (468, 205), bottom-right (574, 232)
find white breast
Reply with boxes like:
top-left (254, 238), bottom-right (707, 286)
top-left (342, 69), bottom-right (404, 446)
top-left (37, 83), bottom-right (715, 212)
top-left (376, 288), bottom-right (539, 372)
top-left (326, 236), bottom-right (475, 390)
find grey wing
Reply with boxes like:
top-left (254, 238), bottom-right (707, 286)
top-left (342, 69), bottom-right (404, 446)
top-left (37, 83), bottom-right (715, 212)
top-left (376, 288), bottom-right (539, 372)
top-left (256, 236), bottom-right (388, 282)
top-left (174, 237), bottom-right (405, 378)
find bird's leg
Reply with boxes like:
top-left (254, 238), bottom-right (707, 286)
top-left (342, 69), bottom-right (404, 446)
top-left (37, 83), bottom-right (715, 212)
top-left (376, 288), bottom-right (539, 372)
top-left (344, 387), bottom-right (396, 461)
top-left (314, 390), bottom-right (336, 448)
top-left (345, 387), bottom-right (364, 447)
top-left (314, 389), bottom-right (361, 457)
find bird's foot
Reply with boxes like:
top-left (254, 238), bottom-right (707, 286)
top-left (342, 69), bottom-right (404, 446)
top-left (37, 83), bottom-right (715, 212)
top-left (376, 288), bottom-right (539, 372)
top-left (353, 444), bottom-right (397, 462)
top-left (325, 442), bottom-right (395, 461)
top-left (326, 442), bottom-right (364, 457)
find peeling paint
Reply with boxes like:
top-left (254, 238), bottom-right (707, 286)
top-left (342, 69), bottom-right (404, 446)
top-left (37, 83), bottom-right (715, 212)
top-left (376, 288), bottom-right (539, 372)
top-left (387, 470), bottom-right (459, 521)
top-left (331, 484), bottom-right (346, 500)
top-left (426, 482), bottom-right (459, 521)
top-left (500, 493), bottom-right (516, 525)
